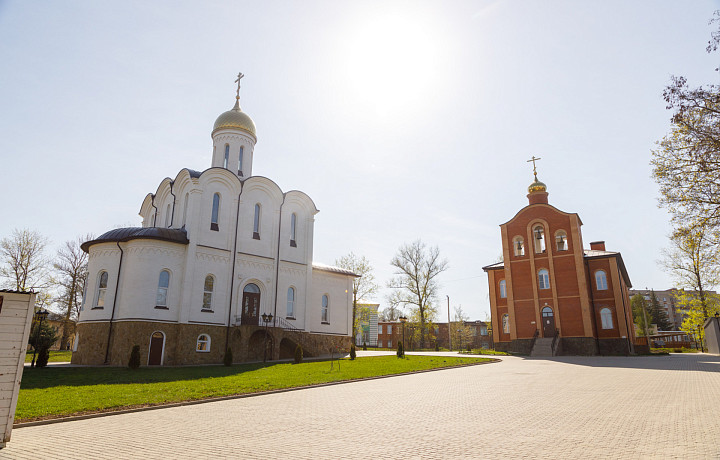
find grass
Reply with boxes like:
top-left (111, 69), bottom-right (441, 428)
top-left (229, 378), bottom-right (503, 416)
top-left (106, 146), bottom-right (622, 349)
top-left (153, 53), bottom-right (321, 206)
top-left (24, 350), bottom-right (73, 363)
top-left (16, 355), bottom-right (492, 422)
top-left (460, 349), bottom-right (510, 356)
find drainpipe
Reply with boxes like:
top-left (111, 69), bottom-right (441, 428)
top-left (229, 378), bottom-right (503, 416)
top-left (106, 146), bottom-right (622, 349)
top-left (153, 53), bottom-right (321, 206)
top-left (272, 193), bottom-right (287, 328)
top-left (150, 194), bottom-right (158, 227)
top-left (168, 181), bottom-right (177, 227)
top-left (104, 241), bottom-right (125, 364)
top-left (225, 183), bottom-right (244, 356)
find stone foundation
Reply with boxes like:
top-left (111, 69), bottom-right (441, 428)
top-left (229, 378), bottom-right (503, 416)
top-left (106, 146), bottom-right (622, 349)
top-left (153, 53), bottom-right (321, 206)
top-left (597, 338), bottom-right (632, 355)
top-left (495, 339), bottom-right (535, 355)
top-left (72, 321), bottom-right (351, 366)
top-left (494, 337), bottom-right (631, 356)
top-left (557, 337), bottom-right (598, 356)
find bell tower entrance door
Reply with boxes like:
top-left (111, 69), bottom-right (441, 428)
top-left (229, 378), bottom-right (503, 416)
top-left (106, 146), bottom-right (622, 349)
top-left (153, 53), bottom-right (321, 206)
top-left (542, 306), bottom-right (555, 337)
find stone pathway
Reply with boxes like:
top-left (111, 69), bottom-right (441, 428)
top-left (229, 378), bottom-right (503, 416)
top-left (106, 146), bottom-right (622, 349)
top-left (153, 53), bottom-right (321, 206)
top-left (2, 353), bottom-right (719, 459)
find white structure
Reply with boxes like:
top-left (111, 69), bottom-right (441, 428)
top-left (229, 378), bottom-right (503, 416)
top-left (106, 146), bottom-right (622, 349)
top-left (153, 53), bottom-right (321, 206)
top-left (74, 77), bottom-right (356, 366)
top-left (0, 290), bottom-right (36, 449)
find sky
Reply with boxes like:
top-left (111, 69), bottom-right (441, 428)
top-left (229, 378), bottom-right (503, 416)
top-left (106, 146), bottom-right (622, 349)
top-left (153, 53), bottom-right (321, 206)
top-left (1, 1), bottom-right (718, 321)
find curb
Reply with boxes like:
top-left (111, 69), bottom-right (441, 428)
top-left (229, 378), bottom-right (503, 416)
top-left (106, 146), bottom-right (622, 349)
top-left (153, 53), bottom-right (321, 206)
top-left (14, 358), bottom-right (500, 428)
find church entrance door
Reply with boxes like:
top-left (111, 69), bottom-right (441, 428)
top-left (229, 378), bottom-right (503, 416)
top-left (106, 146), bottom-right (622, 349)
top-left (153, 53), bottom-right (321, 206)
top-left (241, 283), bottom-right (261, 326)
top-left (148, 331), bottom-right (164, 365)
top-left (542, 306), bottom-right (555, 337)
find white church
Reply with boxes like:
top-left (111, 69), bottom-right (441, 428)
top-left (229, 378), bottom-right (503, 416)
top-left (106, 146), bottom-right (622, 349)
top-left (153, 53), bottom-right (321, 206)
top-left (73, 75), bottom-right (357, 366)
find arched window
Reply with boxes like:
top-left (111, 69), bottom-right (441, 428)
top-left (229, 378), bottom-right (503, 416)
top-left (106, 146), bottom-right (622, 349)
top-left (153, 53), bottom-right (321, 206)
top-left (555, 230), bottom-right (568, 251)
top-left (196, 334), bottom-right (211, 352)
top-left (238, 146), bottom-right (244, 176)
top-left (538, 269), bottom-right (550, 290)
top-left (287, 287), bottom-right (295, 318)
top-left (253, 203), bottom-right (261, 239)
top-left (600, 307), bottom-right (613, 329)
top-left (182, 193), bottom-right (189, 227)
top-left (502, 314), bottom-right (510, 334)
top-left (321, 294), bottom-right (329, 323)
top-left (513, 236), bottom-right (525, 256)
top-left (95, 271), bottom-right (108, 308)
top-left (533, 225), bottom-right (546, 253)
top-left (499, 279), bottom-right (507, 299)
top-left (202, 275), bottom-right (214, 311)
top-left (73, 332), bottom-right (79, 352)
top-left (223, 144), bottom-right (229, 168)
top-left (211, 193), bottom-right (220, 231)
top-left (290, 213), bottom-right (297, 247)
top-left (595, 270), bottom-right (608, 290)
top-left (156, 270), bottom-right (170, 308)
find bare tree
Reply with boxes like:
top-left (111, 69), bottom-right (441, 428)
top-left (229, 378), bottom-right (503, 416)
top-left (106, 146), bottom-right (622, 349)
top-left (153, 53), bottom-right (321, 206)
top-left (387, 240), bottom-right (448, 348)
top-left (52, 235), bottom-right (91, 349)
top-left (0, 228), bottom-right (50, 291)
top-left (335, 252), bottom-right (378, 343)
top-left (451, 305), bottom-right (474, 351)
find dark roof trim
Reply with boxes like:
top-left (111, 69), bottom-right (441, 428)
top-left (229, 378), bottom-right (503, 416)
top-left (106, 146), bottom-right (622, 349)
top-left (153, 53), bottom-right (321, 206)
top-left (482, 262), bottom-right (504, 271)
top-left (583, 250), bottom-right (632, 288)
top-left (81, 227), bottom-right (190, 253)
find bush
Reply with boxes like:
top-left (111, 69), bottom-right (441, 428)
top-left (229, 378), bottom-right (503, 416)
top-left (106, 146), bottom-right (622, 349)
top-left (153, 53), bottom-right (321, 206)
top-left (294, 345), bottom-right (303, 364)
top-left (36, 347), bottom-right (50, 368)
top-left (674, 348), bottom-right (683, 353)
top-left (397, 341), bottom-right (404, 358)
top-left (362, 342), bottom-right (367, 351)
top-left (128, 345), bottom-right (141, 369)
top-left (224, 348), bottom-right (233, 366)
top-left (435, 342), bottom-right (440, 351)
top-left (466, 344), bottom-right (472, 352)
top-left (350, 344), bottom-right (356, 360)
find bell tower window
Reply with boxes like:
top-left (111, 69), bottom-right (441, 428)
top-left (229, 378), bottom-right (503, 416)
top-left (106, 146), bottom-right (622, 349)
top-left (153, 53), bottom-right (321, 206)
top-left (223, 144), bottom-right (229, 169)
top-left (556, 230), bottom-right (568, 251)
top-left (238, 146), bottom-right (244, 177)
top-left (533, 225), bottom-right (546, 253)
top-left (513, 236), bottom-right (525, 256)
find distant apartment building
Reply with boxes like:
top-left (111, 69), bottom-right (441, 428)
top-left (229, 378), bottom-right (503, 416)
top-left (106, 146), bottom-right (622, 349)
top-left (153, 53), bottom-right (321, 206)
top-left (629, 289), bottom-right (718, 331)
top-left (355, 302), bottom-right (379, 347)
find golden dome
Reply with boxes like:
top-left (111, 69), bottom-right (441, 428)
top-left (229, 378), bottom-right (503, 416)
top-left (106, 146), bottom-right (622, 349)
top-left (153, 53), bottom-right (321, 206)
top-left (212, 98), bottom-right (256, 138)
top-left (528, 179), bottom-right (547, 193)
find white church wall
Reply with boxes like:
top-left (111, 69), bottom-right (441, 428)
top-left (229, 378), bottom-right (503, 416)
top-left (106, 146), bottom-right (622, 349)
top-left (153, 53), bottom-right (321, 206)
top-left (81, 243), bottom-right (122, 320)
top-left (196, 171), bottom-right (240, 251)
top-left (277, 262), bottom-right (308, 327)
top-left (309, 270), bottom-right (352, 336)
top-left (188, 246), bottom-right (233, 325)
top-left (238, 178), bottom-right (283, 259)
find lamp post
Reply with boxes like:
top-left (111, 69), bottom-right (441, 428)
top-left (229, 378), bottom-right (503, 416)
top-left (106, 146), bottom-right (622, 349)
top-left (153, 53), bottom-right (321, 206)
top-left (399, 316), bottom-right (407, 354)
top-left (31, 309), bottom-right (49, 368)
top-left (261, 312), bottom-right (273, 362)
top-left (447, 295), bottom-right (451, 351)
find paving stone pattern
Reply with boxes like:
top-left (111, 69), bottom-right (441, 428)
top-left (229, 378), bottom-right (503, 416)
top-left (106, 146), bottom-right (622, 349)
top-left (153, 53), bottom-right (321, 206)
top-left (2, 353), bottom-right (720, 459)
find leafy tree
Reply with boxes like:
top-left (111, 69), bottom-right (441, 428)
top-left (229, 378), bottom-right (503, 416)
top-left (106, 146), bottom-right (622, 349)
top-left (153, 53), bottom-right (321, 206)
top-left (651, 12), bottom-right (720, 234)
top-left (387, 240), bottom-right (449, 348)
top-left (648, 291), bottom-right (673, 331)
top-left (631, 294), bottom-right (652, 337)
top-left (29, 321), bottom-right (58, 368)
top-left (52, 235), bottom-right (91, 349)
top-left (335, 253), bottom-right (379, 344)
top-left (675, 291), bottom-right (720, 345)
top-left (0, 228), bottom-right (50, 291)
top-left (379, 304), bottom-right (402, 322)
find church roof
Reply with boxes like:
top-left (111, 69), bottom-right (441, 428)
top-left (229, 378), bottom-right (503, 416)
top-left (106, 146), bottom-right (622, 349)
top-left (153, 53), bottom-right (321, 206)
top-left (312, 262), bottom-right (360, 277)
top-left (81, 227), bottom-right (190, 253)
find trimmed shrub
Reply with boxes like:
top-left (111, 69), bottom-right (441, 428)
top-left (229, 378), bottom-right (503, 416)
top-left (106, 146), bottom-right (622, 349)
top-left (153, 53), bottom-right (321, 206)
top-left (362, 342), bottom-right (367, 351)
top-left (36, 347), bottom-right (50, 368)
top-left (435, 342), bottom-right (440, 351)
top-left (294, 345), bottom-right (303, 364)
top-left (128, 345), bottom-right (141, 369)
top-left (224, 348), bottom-right (233, 366)
top-left (467, 344), bottom-right (472, 352)
top-left (397, 341), bottom-right (404, 358)
top-left (350, 344), bottom-right (356, 360)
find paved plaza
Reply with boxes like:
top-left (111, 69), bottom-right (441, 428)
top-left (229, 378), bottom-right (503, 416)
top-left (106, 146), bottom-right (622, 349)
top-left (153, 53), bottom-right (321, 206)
top-left (2, 353), bottom-right (720, 459)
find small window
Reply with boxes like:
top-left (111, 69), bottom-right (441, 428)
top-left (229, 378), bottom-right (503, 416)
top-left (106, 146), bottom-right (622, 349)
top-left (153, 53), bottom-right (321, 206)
top-left (555, 230), bottom-right (568, 251)
top-left (224, 144), bottom-right (229, 168)
top-left (502, 314), bottom-right (509, 334)
top-left (378, 340), bottom-right (383, 348)
top-left (388, 340), bottom-right (392, 348)
top-left (165, 204), bottom-right (171, 227)
top-left (196, 334), bottom-right (211, 352)
top-left (211, 193), bottom-right (220, 231)
top-left (499, 279), bottom-right (507, 299)
top-left (533, 225), bottom-right (546, 253)
top-left (290, 213), bottom-right (297, 247)
top-left (156, 270), bottom-right (170, 308)
top-left (600, 308), bottom-right (613, 329)
top-left (72, 332), bottom-right (79, 352)
top-left (595, 270), bottom-right (608, 290)
top-left (513, 236), bottom-right (525, 256)
top-left (95, 271), bottom-right (108, 308)
top-left (538, 269), bottom-right (550, 290)
top-left (287, 287), bottom-right (295, 318)
top-left (253, 203), bottom-right (261, 239)
top-left (238, 146), bottom-right (244, 176)
top-left (321, 294), bottom-right (329, 323)
top-left (182, 193), bottom-right (189, 227)
top-left (202, 275), bottom-right (214, 311)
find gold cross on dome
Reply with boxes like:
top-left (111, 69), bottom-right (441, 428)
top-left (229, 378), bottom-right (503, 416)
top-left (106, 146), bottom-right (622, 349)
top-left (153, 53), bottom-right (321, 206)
top-left (527, 156), bottom-right (542, 180)
top-left (235, 72), bottom-right (244, 98)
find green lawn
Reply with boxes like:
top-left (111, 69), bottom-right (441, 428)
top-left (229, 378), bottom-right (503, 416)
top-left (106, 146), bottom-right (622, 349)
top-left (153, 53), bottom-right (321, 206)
top-left (16, 355), bottom-right (492, 422)
top-left (24, 350), bottom-right (73, 363)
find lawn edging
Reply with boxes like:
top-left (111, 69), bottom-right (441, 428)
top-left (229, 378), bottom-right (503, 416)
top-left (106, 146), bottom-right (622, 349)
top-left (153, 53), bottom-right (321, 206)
top-left (14, 358), bottom-right (499, 428)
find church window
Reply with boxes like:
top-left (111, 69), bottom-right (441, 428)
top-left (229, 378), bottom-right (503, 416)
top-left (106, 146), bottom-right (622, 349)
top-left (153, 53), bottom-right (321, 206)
top-left (499, 279), bottom-right (507, 298)
top-left (253, 203), bottom-right (261, 239)
top-left (196, 334), bottom-right (211, 352)
top-left (156, 270), bottom-right (170, 308)
top-left (238, 146), bottom-right (244, 176)
top-left (555, 230), bottom-right (568, 251)
top-left (224, 144), bottom-right (229, 168)
top-left (290, 213), bottom-right (297, 247)
top-left (287, 287), bottom-right (295, 318)
top-left (95, 271), bottom-right (108, 308)
top-left (388, 340), bottom-right (392, 348)
top-left (321, 294), bottom-right (329, 323)
top-left (211, 193), bottom-right (220, 231)
top-left (595, 270), bottom-right (608, 290)
top-left (73, 332), bottom-right (79, 352)
top-left (513, 236), bottom-right (525, 256)
top-left (538, 269), bottom-right (550, 290)
top-left (502, 314), bottom-right (509, 334)
top-left (165, 204), bottom-right (171, 227)
top-left (600, 307), bottom-right (613, 329)
top-left (202, 275), bottom-right (214, 311)
top-left (533, 225), bottom-right (546, 253)
top-left (182, 193), bottom-right (189, 227)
